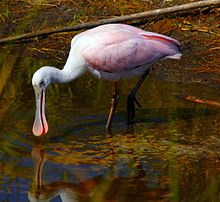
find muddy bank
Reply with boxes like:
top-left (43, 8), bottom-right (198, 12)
top-left (0, 0), bottom-right (219, 87)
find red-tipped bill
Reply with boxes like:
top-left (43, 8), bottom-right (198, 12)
top-left (32, 86), bottom-right (48, 136)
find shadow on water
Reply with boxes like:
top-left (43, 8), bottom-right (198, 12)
top-left (0, 51), bottom-right (220, 201)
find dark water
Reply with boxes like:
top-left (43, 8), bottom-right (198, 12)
top-left (0, 48), bottom-right (220, 202)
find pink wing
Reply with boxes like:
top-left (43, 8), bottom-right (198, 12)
top-left (81, 24), bottom-right (181, 73)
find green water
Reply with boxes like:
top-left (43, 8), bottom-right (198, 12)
top-left (0, 50), bottom-right (219, 201)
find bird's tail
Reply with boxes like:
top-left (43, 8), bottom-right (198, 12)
top-left (166, 53), bottom-right (182, 59)
top-left (141, 33), bottom-right (182, 60)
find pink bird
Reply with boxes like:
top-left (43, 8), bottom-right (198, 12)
top-left (32, 23), bottom-right (182, 136)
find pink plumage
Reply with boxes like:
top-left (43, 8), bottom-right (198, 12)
top-left (73, 24), bottom-right (181, 77)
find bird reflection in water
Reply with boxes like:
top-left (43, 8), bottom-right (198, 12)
top-left (29, 140), bottom-right (170, 202)
top-left (28, 145), bottom-right (96, 202)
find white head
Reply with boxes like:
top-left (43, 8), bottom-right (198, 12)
top-left (32, 66), bottom-right (60, 136)
top-left (32, 66), bottom-right (62, 88)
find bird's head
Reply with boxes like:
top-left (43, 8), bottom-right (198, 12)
top-left (32, 66), bottom-right (55, 89)
top-left (32, 66), bottom-right (54, 136)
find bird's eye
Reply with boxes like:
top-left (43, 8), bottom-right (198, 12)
top-left (39, 81), bottom-right (45, 87)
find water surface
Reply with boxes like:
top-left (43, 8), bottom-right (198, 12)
top-left (0, 49), bottom-right (220, 202)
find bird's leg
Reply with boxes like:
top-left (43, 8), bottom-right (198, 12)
top-left (106, 82), bottom-right (120, 134)
top-left (127, 68), bottom-right (150, 125)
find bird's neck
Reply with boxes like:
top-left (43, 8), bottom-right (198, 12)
top-left (51, 53), bottom-right (87, 84)
top-left (60, 49), bottom-right (87, 83)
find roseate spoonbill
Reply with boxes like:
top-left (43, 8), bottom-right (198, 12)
top-left (32, 23), bottom-right (182, 136)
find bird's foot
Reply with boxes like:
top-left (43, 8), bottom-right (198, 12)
top-left (127, 94), bottom-right (143, 126)
top-left (106, 126), bottom-right (113, 137)
top-left (127, 94), bottom-right (135, 125)
top-left (134, 96), bottom-right (142, 109)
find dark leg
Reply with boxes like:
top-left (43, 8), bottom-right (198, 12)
top-left (127, 68), bottom-right (150, 126)
top-left (106, 82), bottom-right (120, 133)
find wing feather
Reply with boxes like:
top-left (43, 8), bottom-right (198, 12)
top-left (80, 24), bottom-right (181, 73)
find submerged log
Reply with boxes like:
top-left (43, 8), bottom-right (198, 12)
top-left (0, 0), bottom-right (220, 44)
top-left (174, 93), bottom-right (220, 108)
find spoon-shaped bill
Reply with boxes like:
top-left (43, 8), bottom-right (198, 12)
top-left (32, 87), bottom-right (48, 136)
